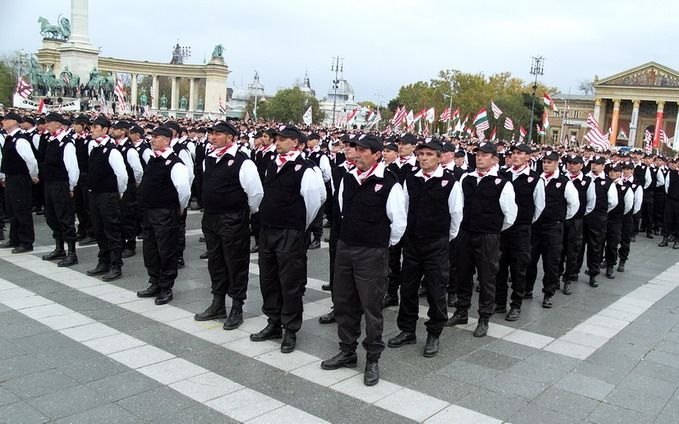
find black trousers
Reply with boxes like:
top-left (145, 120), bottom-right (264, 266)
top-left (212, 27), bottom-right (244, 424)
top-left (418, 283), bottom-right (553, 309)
top-left (177, 208), bottom-right (188, 259)
top-left (0, 184), bottom-right (5, 232)
top-left (258, 227), bottom-right (307, 331)
top-left (74, 173), bottom-right (94, 237)
top-left (307, 205), bottom-right (324, 241)
top-left (619, 214), bottom-right (634, 261)
top-left (447, 237), bottom-right (458, 295)
top-left (641, 189), bottom-right (654, 233)
top-left (526, 220), bottom-right (563, 297)
top-left (579, 213), bottom-right (607, 277)
top-left (44, 181), bottom-right (76, 243)
top-left (334, 240), bottom-right (389, 358)
top-left (605, 217), bottom-right (623, 266)
top-left (4, 174), bottom-right (34, 249)
top-left (496, 224), bottom-right (531, 310)
top-left (328, 224), bottom-right (340, 290)
top-left (120, 188), bottom-right (138, 251)
top-left (386, 241), bottom-right (403, 297)
top-left (251, 212), bottom-right (260, 246)
top-left (32, 178), bottom-right (44, 210)
top-left (203, 211), bottom-right (250, 301)
top-left (143, 208), bottom-right (179, 290)
top-left (663, 198), bottom-right (679, 238)
top-left (654, 189), bottom-right (666, 233)
top-left (397, 236), bottom-right (448, 337)
top-left (454, 230), bottom-right (500, 319)
top-left (560, 218), bottom-right (584, 280)
top-left (90, 192), bottom-right (123, 267)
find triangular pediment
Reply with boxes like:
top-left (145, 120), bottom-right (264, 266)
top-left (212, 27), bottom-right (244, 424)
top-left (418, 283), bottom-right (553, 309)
top-left (595, 62), bottom-right (679, 89)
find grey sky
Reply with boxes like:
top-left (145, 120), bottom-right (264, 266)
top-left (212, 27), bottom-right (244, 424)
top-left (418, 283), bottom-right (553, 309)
top-left (3, 0), bottom-right (678, 104)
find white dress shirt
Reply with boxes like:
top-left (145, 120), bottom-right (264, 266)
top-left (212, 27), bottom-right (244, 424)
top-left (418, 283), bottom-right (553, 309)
top-left (509, 165), bottom-right (545, 223)
top-left (50, 129), bottom-right (80, 191)
top-left (1, 128), bottom-right (39, 180)
top-left (171, 138), bottom-right (195, 187)
top-left (205, 143), bottom-right (264, 214)
top-left (541, 170), bottom-right (580, 220)
top-left (115, 138), bottom-right (144, 186)
top-left (91, 136), bottom-right (128, 197)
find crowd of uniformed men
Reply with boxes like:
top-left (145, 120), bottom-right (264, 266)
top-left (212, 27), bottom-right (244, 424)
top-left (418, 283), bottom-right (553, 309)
top-left (1, 110), bottom-right (679, 386)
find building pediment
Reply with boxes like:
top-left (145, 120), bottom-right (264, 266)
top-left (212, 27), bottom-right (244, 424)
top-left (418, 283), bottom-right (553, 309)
top-left (595, 62), bottom-right (679, 89)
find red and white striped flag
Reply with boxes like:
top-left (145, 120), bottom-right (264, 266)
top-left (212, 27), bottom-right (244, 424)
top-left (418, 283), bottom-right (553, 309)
top-left (440, 107), bottom-right (451, 122)
top-left (660, 129), bottom-right (670, 147)
top-left (114, 74), bottom-right (126, 107)
top-left (644, 129), bottom-right (653, 153)
top-left (451, 107), bottom-right (460, 122)
top-left (219, 96), bottom-right (227, 114)
top-left (489, 127), bottom-right (497, 140)
top-left (393, 106), bottom-right (408, 126)
top-left (490, 101), bottom-right (502, 119)
top-left (504, 117), bottom-right (514, 131)
top-left (583, 113), bottom-right (610, 151)
top-left (15, 77), bottom-right (33, 99)
top-left (519, 126), bottom-right (527, 142)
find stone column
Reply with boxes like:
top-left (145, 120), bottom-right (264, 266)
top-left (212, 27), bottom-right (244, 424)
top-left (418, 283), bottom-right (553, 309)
top-left (151, 75), bottom-right (159, 110)
top-left (70, 0), bottom-right (91, 46)
top-left (609, 99), bottom-right (621, 145)
top-left (593, 98), bottom-right (602, 124)
top-left (653, 101), bottom-right (665, 148)
top-left (629, 99), bottom-right (640, 147)
top-left (188, 78), bottom-right (195, 111)
top-left (674, 103), bottom-right (679, 150)
top-left (171, 77), bottom-right (178, 110)
top-left (130, 74), bottom-right (138, 107)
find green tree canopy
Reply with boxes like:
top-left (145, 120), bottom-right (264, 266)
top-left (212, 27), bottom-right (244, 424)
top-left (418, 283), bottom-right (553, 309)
top-left (259, 86), bottom-right (324, 124)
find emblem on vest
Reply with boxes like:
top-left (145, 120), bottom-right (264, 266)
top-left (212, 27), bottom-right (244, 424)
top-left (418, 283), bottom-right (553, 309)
top-left (374, 183), bottom-right (383, 192)
top-left (528, 176), bottom-right (534, 183)
top-left (556, 182), bottom-right (562, 188)
top-left (495, 178), bottom-right (502, 185)
top-left (601, 180), bottom-right (606, 185)
top-left (295, 164), bottom-right (302, 172)
top-left (441, 180), bottom-right (449, 187)
top-left (165, 160), bottom-right (171, 166)
top-left (581, 180), bottom-right (587, 186)
top-left (228, 159), bottom-right (234, 166)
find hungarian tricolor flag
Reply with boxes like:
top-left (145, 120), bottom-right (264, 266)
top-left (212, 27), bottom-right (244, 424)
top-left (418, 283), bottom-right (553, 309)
top-left (473, 108), bottom-right (490, 131)
top-left (543, 93), bottom-right (558, 112)
top-left (489, 127), bottom-right (497, 140)
top-left (519, 126), bottom-right (527, 142)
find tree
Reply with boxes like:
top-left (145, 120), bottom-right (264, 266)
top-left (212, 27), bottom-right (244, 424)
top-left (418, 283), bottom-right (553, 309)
top-left (578, 79), bottom-right (594, 95)
top-left (0, 52), bottom-right (21, 108)
top-left (260, 86), bottom-right (324, 124)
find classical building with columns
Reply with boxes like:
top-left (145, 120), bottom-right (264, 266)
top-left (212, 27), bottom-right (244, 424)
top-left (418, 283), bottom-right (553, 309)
top-left (550, 62), bottom-right (679, 151)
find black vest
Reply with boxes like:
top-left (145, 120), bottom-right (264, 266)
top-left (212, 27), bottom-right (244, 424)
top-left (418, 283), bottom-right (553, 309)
top-left (501, 169), bottom-right (539, 225)
top-left (590, 176), bottom-right (612, 216)
top-left (42, 136), bottom-right (71, 183)
top-left (667, 170), bottom-right (679, 201)
top-left (340, 170), bottom-right (397, 248)
top-left (405, 172), bottom-right (456, 239)
top-left (116, 140), bottom-right (136, 191)
top-left (202, 152), bottom-right (250, 214)
top-left (0, 132), bottom-right (31, 176)
top-left (460, 174), bottom-right (508, 234)
top-left (260, 156), bottom-right (310, 231)
top-left (134, 142), bottom-right (151, 170)
top-left (140, 153), bottom-right (181, 209)
top-left (308, 150), bottom-right (324, 167)
top-left (634, 164), bottom-right (647, 187)
top-left (394, 159), bottom-right (418, 184)
top-left (540, 175), bottom-right (569, 222)
top-left (88, 143), bottom-right (118, 193)
top-left (609, 183), bottom-right (627, 218)
top-left (73, 133), bottom-right (90, 171)
top-left (570, 175), bottom-right (591, 219)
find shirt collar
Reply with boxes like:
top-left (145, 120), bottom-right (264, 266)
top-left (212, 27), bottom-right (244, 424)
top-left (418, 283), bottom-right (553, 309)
top-left (541, 169), bottom-right (560, 181)
top-left (568, 172), bottom-right (583, 181)
top-left (349, 161), bottom-right (386, 182)
top-left (510, 164), bottom-right (531, 176)
top-left (415, 165), bottom-right (444, 180)
top-left (209, 142), bottom-right (239, 160)
top-left (8, 127), bottom-right (21, 137)
top-left (153, 148), bottom-right (174, 159)
top-left (470, 167), bottom-right (498, 178)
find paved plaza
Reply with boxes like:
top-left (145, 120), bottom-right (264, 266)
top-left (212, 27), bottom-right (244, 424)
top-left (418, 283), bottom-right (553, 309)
top-left (1, 212), bottom-right (679, 423)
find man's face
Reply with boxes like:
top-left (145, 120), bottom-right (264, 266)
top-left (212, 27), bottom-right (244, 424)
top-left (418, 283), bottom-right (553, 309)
top-left (151, 135), bottom-right (170, 151)
top-left (354, 145), bottom-right (380, 172)
top-left (567, 162), bottom-right (583, 174)
top-left (1, 118), bottom-right (17, 132)
top-left (454, 156), bottom-right (465, 167)
top-left (383, 149), bottom-right (398, 164)
top-left (511, 151), bottom-right (529, 167)
top-left (111, 128), bottom-right (124, 139)
top-left (308, 139), bottom-right (319, 150)
top-left (261, 133), bottom-right (271, 145)
top-left (129, 132), bottom-right (141, 142)
top-left (475, 151), bottom-right (494, 170)
top-left (542, 159), bottom-right (558, 173)
top-left (46, 121), bottom-right (61, 134)
top-left (591, 163), bottom-right (604, 174)
top-left (74, 123), bottom-right (85, 133)
top-left (91, 124), bottom-right (106, 138)
top-left (439, 151), bottom-right (453, 165)
top-left (398, 142), bottom-right (414, 157)
top-left (416, 148), bottom-right (439, 172)
top-left (343, 144), bottom-right (356, 160)
top-left (212, 132), bottom-right (233, 148)
top-left (609, 170), bottom-right (622, 180)
top-left (275, 136), bottom-right (298, 154)
top-left (20, 121), bottom-right (32, 130)
top-left (623, 168), bottom-right (634, 178)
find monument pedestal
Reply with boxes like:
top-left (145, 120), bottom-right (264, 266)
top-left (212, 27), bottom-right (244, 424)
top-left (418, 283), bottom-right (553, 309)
top-left (58, 43), bottom-right (99, 84)
top-left (204, 57), bottom-right (228, 114)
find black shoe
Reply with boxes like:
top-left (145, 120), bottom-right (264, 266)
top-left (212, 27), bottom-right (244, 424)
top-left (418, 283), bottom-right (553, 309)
top-left (494, 304), bottom-right (507, 314)
top-left (606, 265), bottom-right (615, 279)
top-left (79, 236), bottom-right (97, 246)
top-left (42, 245), bottom-right (66, 261)
top-left (0, 230), bottom-right (4, 241)
top-left (155, 290), bottom-right (173, 305)
top-left (102, 266), bottom-right (122, 281)
top-left (382, 293), bottom-right (398, 309)
top-left (11, 246), bottom-right (33, 254)
top-left (562, 282), bottom-right (572, 295)
top-left (524, 291), bottom-right (533, 299)
top-left (321, 351), bottom-right (357, 370)
top-left (418, 286), bottom-right (427, 297)
top-left (364, 360), bottom-right (379, 386)
top-left (194, 297), bottom-right (226, 321)
top-left (631, 235), bottom-right (636, 243)
top-left (249, 245), bottom-right (259, 253)
top-left (280, 330), bottom-right (296, 353)
top-left (121, 248), bottom-right (135, 258)
top-left (199, 251), bottom-right (208, 260)
top-left (35, 208), bottom-right (44, 216)
top-left (674, 241), bottom-right (679, 250)
top-left (308, 239), bottom-right (321, 250)
top-left (318, 311), bottom-right (336, 324)
top-left (542, 296), bottom-right (553, 308)
top-left (321, 283), bottom-right (331, 291)
top-left (617, 261), bottom-right (626, 273)
top-left (447, 293), bottom-right (457, 308)
top-left (177, 257), bottom-right (185, 269)
top-left (86, 262), bottom-right (110, 276)
top-left (505, 307), bottom-right (520, 321)
top-left (324, 237), bottom-right (330, 243)
top-left (473, 319), bottom-right (489, 338)
top-left (659, 236), bottom-right (669, 247)
top-left (589, 276), bottom-right (599, 287)
top-left (423, 334), bottom-right (439, 358)
top-left (387, 331), bottom-right (416, 348)
top-left (57, 252), bottom-right (78, 267)
top-left (0, 241), bottom-right (15, 249)
top-left (199, 236), bottom-right (206, 243)
top-left (445, 312), bottom-right (468, 327)
top-left (250, 324), bottom-right (282, 342)
top-left (137, 285), bottom-right (161, 298)
top-left (223, 301), bottom-right (243, 330)
top-left (647, 232), bottom-right (654, 239)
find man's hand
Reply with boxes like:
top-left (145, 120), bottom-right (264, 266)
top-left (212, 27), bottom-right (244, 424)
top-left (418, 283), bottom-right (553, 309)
top-left (31, 177), bottom-right (39, 184)
top-left (69, 191), bottom-right (74, 199)
top-left (0, 180), bottom-right (5, 187)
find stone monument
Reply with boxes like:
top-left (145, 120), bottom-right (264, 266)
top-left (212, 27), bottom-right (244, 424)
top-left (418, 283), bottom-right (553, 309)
top-left (57, 0), bottom-right (100, 86)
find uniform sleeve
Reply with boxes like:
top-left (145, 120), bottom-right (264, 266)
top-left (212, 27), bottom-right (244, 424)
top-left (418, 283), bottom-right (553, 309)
top-left (386, 182), bottom-right (407, 246)
top-left (126, 148), bottom-right (144, 185)
top-left (403, 180), bottom-right (409, 213)
top-left (337, 177), bottom-right (344, 214)
top-left (170, 162), bottom-right (191, 210)
top-left (564, 180), bottom-right (580, 220)
top-left (87, 139), bottom-right (96, 155)
top-left (300, 168), bottom-right (323, 230)
top-left (63, 143), bottom-right (80, 191)
top-left (108, 148), bottom-right (129, 196)
top-left (319, 155), bottom-right (332, 183)
top-left (314, 167), bottom-right (327, 204)
top-left (187, 142), bottom-right (196, 161)
top-left (177, 149), bottom-right (194, 187)
top-left (623, 188), bottom-right (634, 215)
top-left (607, 183), bottom-right (619, 212)
top-left (448, 181), bottom-right (463, 240)
top-left (141, 148), bottom-right (153, 165)
top-left (15, 138), bottom-right (39, 179)
top-left (499, 182), bottom-right (517, 231)
top-left (238, 159), bottom-right (264, 214)
top-left (584, 180), bottom-right (596, 215)
top-left (633, 187), bottom-right (643, 214)
top-left (532, 179), bottom-right (546, 222)
top-left (644, 167), bottom-right (652, 190)
top-left (656, 169), bottom-right (665, 187)
top-left (666, 173), bottom-right (670, 194)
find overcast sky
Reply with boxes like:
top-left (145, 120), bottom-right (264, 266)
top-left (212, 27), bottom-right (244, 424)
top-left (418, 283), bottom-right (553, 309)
top-left (3, 0), bottom-right (678, 104)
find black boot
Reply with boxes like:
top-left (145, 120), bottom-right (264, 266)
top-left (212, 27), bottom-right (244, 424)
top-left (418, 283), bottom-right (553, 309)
top-left (250, 324), bottom-right (282, 342)
top-left (364, 359), bottom-right (379, 386)
top-left (318, 310), bottom-right (336, 324)
top-left (86, 262), bottom-right (110, 276)
top-left (57, 242), bottom-right (78, 267)
top-left (474, 318), bottom-right (489, 337)
top-left (42, 240), bottom-right (66, 261)
top-left (617, 260), bottom-right (626, 272)
top-left (382, 293), bottom-right (398, 309)
top-left (445, 311), bottom-right (468, 327)
top-left (606, 265), bottom-right (615, 279)
top-left (223, 299), bottom-right (243, 330)
top-left (321, 351), bottom-right (357, 370)
top-left (659, 236), bottom-right (669, 247)
top-left (423, 334), bottom-right (440, 358)
top-left (674, 240), bottom-right (679, 250)
top-left (102, 266), bottom-right (122, 281)
top-left (562, 281), bottom-right (572, 295)
top-left (387, 331), bottom-right (416, 348)
top-left (646, 231), bottom-right (654, 239)
top-left (194, 296), bottom-right (226, 321)
top-left (137, 284), bottom-right (161, 298)
top-left (280, 330), bottom-right (296, 353)
top-left (589, 275), bottom-right (599, 287)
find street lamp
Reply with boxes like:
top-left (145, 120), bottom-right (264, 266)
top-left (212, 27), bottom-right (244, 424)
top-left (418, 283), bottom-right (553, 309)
top-left (331, 56), bottom-right (343, 126)
top-left (527, 56), bottom-right (544, 143)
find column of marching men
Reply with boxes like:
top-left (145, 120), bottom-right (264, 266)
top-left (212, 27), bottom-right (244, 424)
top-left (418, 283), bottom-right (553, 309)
top-left (2, 111), bottom-right (679, 387)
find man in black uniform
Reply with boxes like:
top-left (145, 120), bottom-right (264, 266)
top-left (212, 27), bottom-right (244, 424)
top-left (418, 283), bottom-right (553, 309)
top-left (85, 116), bottom-right (129, 281)
top-left (306, 133), bottom-right (332, 249)
top-left (388, 140), bottom-right (462, 357)
top-left (250, 125), bottom-right (323, 353)
top-left (0, 112), bottom-right (39, 253)
top-left (660, 159), bottom-right (679, 248)
top-left (446, 142), bottom-right (517, 337)
top-left (72, 114), bottom-right (96, 245)
top-left (604, 163), bottom-right (633, 278)
top-left (40, 113), bottom-right (80, 266)
top-left (250, 129), bottom-right (276, 253)
top-left (166, 121), bottom-right (194, 268)
top-left (193, 121), bottom-right (263, 329)
top-left (136, 126), bottom-right (191, 305)
top-left (321, 134), bottom-right (406, 386)
top-left (617, 162), bottom-right (643, 273)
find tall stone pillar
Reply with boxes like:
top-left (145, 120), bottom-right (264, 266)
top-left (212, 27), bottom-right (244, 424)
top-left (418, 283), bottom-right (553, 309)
top-left (609, 99), bottom-right (621, 145)
top-left (629, 99), bottom-right (640, 147)
top-left (653, 101), bottom-right (665, 149)
top-left (188, 78), bottom-right (195, 112)
top-left (204, 57), bottom-right (229, 113)
top-left (130, 74), bottom-right (138, 107)
top-left (593, 98), bottom-right (602, 124)
top-left (70, 0), bottom-right (91, 45)
top-left (674, 103), bottom-right (679, 151)
top-left (171, 77), bottom-right (178, 110)
top-left (59, 0), bottom-right (99, 85)
top-left (151, 75), bottom-right (159, 110)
